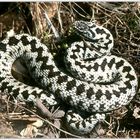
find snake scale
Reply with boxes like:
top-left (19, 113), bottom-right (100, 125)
top-left (0, 21), bottom-right (138, 134)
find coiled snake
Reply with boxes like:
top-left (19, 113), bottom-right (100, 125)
top-left (0, 21), bottom-right (138, 134)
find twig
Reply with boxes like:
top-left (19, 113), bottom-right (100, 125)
top-left (0, 22), bottom-right (2, 38)
top-left (72, 3), bottom-right (86, 18)
top-left (0, 133), bottom-right (21, 138)
top-left (38, 3), bottom-right (60, 40)
top-left (57, 2), bottom-right (64, 33)
top-left (74, 2), bottom-right (90, 16)
top-left (44, 12), bottom-right (60, 40)
top-left (115, 119), bottom-right (120, 136)
top-left (6, 100), bottom-right (81, 138)
top-left (91, 3), bottom-right (112, 18)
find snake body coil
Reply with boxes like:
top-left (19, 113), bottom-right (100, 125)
top-left (0, 21), bottom-right (138, 134)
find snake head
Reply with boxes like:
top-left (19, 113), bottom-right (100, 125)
top-left (73, 20), bottom-right (97, 41)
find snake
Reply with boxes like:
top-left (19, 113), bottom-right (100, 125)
top-left (0, 20), bottom-right (138, 134)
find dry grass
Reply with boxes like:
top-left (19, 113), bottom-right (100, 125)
top-left (0, 2), bottom-right (140, 138)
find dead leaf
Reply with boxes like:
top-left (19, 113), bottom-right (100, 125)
top-left (133, 107), bottom-right (140, 119)
top-left (20, 118), bottom-right (43, 138)
top-left (52, 110), bottom-right (65, 119)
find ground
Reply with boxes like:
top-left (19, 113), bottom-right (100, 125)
top-left (0, 2), bottom-right (140, 138)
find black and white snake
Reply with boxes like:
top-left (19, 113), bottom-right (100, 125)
top-left (0, 21), bottom-right (138, 134)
